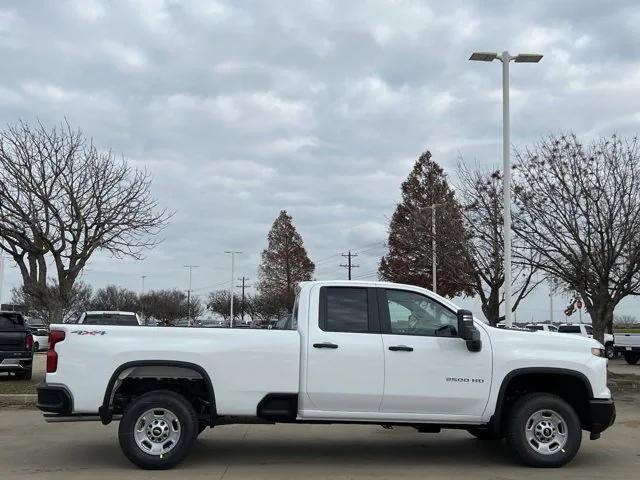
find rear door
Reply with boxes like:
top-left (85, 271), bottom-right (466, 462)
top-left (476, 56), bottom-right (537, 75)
top-left (304, 286), bottom-right (384, 412)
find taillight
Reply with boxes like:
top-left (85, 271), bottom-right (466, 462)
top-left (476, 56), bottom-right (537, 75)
top-left (47, 330), bottom-right (66, 373)
top-left (25, 333), bottom-right (33, 351)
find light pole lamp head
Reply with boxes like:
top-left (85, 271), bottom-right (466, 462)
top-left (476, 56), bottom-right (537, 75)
top-left (514, 53), bottom-right (543, 63)
top-left (469, 52), bottom-right (498, 62)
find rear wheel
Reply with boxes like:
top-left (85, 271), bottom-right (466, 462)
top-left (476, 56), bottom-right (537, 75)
top-left (15, 366), bottom-right (32, 380)
top-left (34, 342), bottom-right (40, 352)
top-left (118, 390), bottom-right (198, 470)
top-left (624, 353), bottom-right (640, 365)
top-left (507, 393), bottom-right (581, 467)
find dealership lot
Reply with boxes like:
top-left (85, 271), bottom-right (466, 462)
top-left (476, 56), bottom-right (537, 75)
top-left (0, 391), bottom-right (638, 480)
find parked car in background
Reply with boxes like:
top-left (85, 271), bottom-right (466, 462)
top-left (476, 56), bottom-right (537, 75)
top-left (614, 333), bottom-right (640, 364)
top-left (0, 311), bottom-right (33, 379)
top-left (76, 311), bottom-right (142, 326)
top-left (38, 280), bottom-right (614, 470)
top-left (557, 324), bottom-right (615, 359)
top-left (526, 323), bottom-right (558, 332)
top-left (25, 317), bottom-right (49, 351)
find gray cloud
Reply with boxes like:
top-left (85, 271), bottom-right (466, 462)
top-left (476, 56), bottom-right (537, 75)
top-left (1, 0), bottom-right (639, 320)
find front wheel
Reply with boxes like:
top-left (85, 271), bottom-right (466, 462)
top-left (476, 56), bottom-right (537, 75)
top-left (624, 353), bottom-right (640, 365)
top-left (507, 393), bottom-right (581, 467)
top-left (118, 390), bottom-right (198, 470)
top-left (605, 344), bottom-right (615, 360)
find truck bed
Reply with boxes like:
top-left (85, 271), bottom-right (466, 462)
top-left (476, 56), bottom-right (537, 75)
top-left (48, 325), bottom-right (301, 415)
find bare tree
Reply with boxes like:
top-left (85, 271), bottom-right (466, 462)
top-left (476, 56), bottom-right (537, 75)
top-left (140, 289), bottom-right (201, 326)
top-left (206, 290), bottom-right (242, 323)
top-left (457, 161), bottom-right (540, 325)
top-left (0, 120), bottom-right (170, 325)
top-left (11, 281), bottom-right (92, 323)
top-left (513, 133), bottom-right (640, 343)
top-left (90, 285), bottom-right (140, 313)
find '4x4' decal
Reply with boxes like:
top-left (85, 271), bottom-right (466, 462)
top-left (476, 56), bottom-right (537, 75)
top-left (71, 330), bottom-right (106, 336)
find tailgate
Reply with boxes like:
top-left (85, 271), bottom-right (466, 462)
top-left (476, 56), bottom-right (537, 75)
top-left (0, 332), bottom-right (26, 351)
top-left (615, 334), bottom-right (640, 347)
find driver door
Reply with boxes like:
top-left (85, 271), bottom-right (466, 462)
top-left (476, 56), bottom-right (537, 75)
top-left (378, 288), bottom-right (491, 419)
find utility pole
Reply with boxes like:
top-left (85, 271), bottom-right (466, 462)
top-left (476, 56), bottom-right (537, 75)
top-left (432, 204), bottom-right (437, 294)
top-left (225, 251), bottom-right (242, 327)
top-left (549, 285), bottom-right (554, 324)
top-left (236, 276), bottom-right (251, 324)
top-left (140, 275), bottom-right (147, 324)
top-left (184, 265), bottom-right (200, 324)
top-left (340, 251), bottom-right (359, 280)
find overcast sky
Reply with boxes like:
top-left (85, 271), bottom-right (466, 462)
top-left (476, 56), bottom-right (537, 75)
top-left (1, 0), bottom-right (639, 322)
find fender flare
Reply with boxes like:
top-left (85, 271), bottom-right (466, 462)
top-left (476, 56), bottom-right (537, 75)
top-left (99, 360), bottom-right (217, 424)
top-left (490, 367), bottom-right (593, 432)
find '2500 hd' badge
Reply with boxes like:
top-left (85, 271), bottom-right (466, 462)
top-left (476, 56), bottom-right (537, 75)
top-left (71, 330), bottom-right (106, 336)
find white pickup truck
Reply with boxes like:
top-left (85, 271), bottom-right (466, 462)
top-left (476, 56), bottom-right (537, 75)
top-left (614, 333), bottom-right (640, 364)
top-left (37, 281), bottom-right (615, 470)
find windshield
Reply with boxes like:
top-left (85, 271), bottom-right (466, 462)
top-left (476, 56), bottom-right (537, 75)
top-left (82, 314), bottom-right (139, 326)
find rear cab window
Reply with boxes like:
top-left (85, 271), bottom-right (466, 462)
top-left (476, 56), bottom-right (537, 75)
top-left (558, 325), bottom-right (581, 333)
top-left (0, 313), bottom-right (24, 330)
top-left (82, 314), bottom-right (139, 326)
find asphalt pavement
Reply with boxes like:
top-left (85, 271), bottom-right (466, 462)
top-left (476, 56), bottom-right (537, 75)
top-left (1, 391), bottom-right (639, 480)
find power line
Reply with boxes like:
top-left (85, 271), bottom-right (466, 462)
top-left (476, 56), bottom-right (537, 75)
top-left (340, 251), bottom-right (359, 280)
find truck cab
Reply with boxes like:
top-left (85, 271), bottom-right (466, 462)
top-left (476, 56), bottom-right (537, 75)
top-left (37, 280), bottom-right (615, 470)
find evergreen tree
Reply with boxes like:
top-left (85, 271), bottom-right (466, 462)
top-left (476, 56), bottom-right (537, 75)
top-left (379, 151), bottom-right (473, 298)
top-left (258, 210), bottom-right (314, 312)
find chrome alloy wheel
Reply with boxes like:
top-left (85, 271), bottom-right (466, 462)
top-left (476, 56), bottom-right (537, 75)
top-left (133, 408), bottom-right (181, 456)
top-left (524, 409), bottom-right (568, 455)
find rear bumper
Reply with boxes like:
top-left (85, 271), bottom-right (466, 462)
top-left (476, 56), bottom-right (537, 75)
top-left (588, 398), bottom-right (616, 439)
top-left (615, 346), bottom-right (640, 353)
top-left (37, 383), bottom-right (73, 415)
top-left (0, 351), bottom-right (33, 371)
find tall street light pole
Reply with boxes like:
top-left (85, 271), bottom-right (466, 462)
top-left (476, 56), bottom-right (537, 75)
top-left (225, 251), bottom-right (242, 327)
top-left (469, 51), bottom-right (543, 328)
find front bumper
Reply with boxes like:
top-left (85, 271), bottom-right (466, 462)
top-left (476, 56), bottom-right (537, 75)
top-left (37, 383), bottom-right (73, 415)
top-left (588, 398), bottom-right (616, 439)
top-left (615, 346), bottom-right (640, 353)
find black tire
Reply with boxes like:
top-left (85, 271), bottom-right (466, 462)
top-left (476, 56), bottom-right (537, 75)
top-left (605, 344), bottom-right (615, 360)
top-left (118, 390), bottom-right (198, 470)
top-left (34, 342), bottom-right (40, 352)
top-left (467, 427), bottom-right (503, 440)
top-left (16, 366), bottom-right (32, 381)
top-left (507, 393), bottom-right (581, 468)
top-left (624, 353), bottom-right (640, 365)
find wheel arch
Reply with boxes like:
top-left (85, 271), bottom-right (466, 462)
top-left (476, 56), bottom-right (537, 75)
top-left (491, 367), bottom-right (593, 433)
top-left (99, 360), bottom-right (216, 425)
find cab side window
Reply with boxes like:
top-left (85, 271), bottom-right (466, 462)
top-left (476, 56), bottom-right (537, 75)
top-left (384, 289), bottom-right (457, 337)
top-left (320, 287), bottom-right (375, 333)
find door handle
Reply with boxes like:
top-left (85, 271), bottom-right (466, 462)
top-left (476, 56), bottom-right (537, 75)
top-left (313, 342), bottom-right (339, 349)
top-left (389, 345), bottom-right (413, 352)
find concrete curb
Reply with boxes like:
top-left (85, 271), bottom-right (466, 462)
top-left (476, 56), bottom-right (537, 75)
top-left (0, 394), bottom-right (37, 407)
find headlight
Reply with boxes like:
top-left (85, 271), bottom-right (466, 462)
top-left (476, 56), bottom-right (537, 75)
top-left (591, 347), bottom-right (605, 357)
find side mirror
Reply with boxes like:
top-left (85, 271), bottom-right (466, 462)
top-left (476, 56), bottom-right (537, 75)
top-left (457, 309), bottom-right (482, 352)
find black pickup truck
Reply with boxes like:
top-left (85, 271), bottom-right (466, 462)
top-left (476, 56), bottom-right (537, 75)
top-left (0, 311), bottom-right (33, 380)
